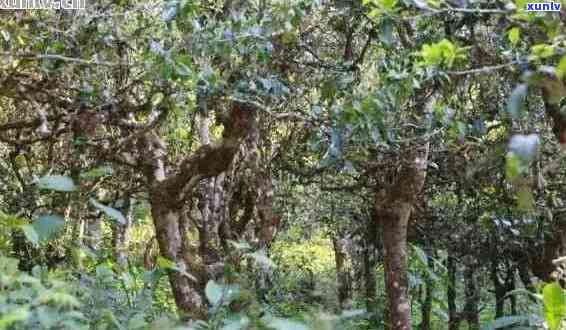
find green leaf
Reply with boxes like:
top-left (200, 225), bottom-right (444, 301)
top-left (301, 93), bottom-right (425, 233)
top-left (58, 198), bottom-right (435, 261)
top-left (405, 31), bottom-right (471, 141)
top-left (156, 257), bottom-right (197, 281)
top-left (80, 166), bottom-right (113, 180)
top-left (418, 39), bottom-right (466, 68)
top-left (205, 280), bottom-right (223, 305)
top-left (264, 318), bottom-right (309, 330)
top-left (507, 83), bottom-right (528, 119)
top-left (37, 175), bottom-right (76, 192)
top-left (557, 56), bottom-right (566, 80)
top-left (20, 224), bottom-right (39, 245)
top-left (506, 153), bottom-right (522, 180)
top-left (151, 93), bottom-right (164, 106)
top-left (532, 69), bottom-right (566, 105)
top-left (488, 315), bottom-right (530, 329)
top-left (508, 27), bottom-right (521, 46)
top-left (379, 19), bottom-right (394, 46)
top-left (33, 215), bottom-right (65, 242)
top-left (531, 44), bottom-right (555, 59)
top-left (205, 280), bottom-right (239, 306)
top-left (543, 282), bottom-right (566, 330)
top-left (321, 80), bottom-right (336, 102)
top-left (156, 256), bottom-right (176, 270)
top-left (379, 0), bottom-right (398, 10)
top-left (221, 316), bottom-right (250, 330)
top-left (517, 187), bottom-right (535, 212)
top-left (227, 240), bottom-right (252, 251)
top-left (128, 313), bottom-right (147, 329)
top-left (0, 307), bottom-right (31, 329)
top-left (246, 251), bottom-right (275, 269)
top-left (90, 199), bottom-right (126, 224)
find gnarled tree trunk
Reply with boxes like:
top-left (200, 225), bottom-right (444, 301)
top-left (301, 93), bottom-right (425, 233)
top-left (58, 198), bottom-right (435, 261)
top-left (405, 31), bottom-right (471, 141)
top-left (141, 101), bottom-right (256, 320)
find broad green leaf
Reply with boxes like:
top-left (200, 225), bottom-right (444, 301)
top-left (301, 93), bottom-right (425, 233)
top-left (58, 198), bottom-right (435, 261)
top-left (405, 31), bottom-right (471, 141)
top-left (379, 19), bottom-right (394, 46)
top-left (507, 83), bottom-right (528, 119)
top-left (531, 44), bottom-right (555, 59)
top-left (321, 80), bottom-right (336, 102)
top-left (161, 5), bottom-right (177, 22)
top-left (379, 0), bottom-right (398, 10)
top-left (205, 280), bottom-right (239, 306)
top-left (418, 39), bottom-right (466, 68)
top-left (557, 56), bottom-right (566, 80)
top-left (265, 318), bottom-right (309, 330)
top-left (156, 256), bottom-right (197, 281)
top-left (488, 315), bottom-right (530, 329)
top-left (506, 153), bottom-right (522, 180)
top-left (221, 316), bottom-right (250, 330)
top-left (0, 307), bottom-right (31, 328)
top-left (33, 215), bottom-right (65, 242)
top-left (508, 27), bottom-right (520, 46)
top-left (246, 251), bottom-right (275, 269)
top-left (38, 175), bottom-right (76, 192)
top-left (20, 224), bottom-right (39, 245)
top-left (205, 280), bottom-right (224, 305)
top-left (90, 199), bottom-right (126, 224)
top-left (543, 282), bottom-right (566, 330)
top-left (340, 309), bottom-right (367, 319)
top-left (517, 187), bottom-right (535, 212)
top-left (228, 240), bottom-right (252, 251)
top-left (508, 134), bottom-right (539, 161)
top-left (80, 166), bottom-right (113, 180)
top-left (527, 67), bottom-right (566, 105)
top-left (505, 288), bottom-right (543, 302)
top-left (156, 256), bottom-right (176, 270)
top-left (128, 313), bottom-right (147, 329)
top-left (151, 93), bottom-right (164, 106)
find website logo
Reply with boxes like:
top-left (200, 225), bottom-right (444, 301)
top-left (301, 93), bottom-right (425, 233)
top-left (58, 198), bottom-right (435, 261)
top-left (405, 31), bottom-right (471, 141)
top-left (525, 2), bottom-right (561, 11)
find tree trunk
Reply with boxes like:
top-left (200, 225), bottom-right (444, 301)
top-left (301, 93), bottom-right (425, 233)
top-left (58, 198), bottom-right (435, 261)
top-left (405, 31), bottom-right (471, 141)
top-left (380, 203), bottom-right (412, 329)
top-left (141, 100), bottom-right (256, 320)
top-left (363, 215), bottom-right (379, 319)
top-left (491, 261), bottom-right (505, 318)
top-left (333, 236), bottom-right (353, 311)
top-left (363, 248), bottom-right (377, 313)
top-left (419, 248), bottom-right (434, 330)
top-left (112, 196), bottom-right (134, 268)
top-left (151, 199), bottom-right (207, 320)
top-left (447, 255), bottom-right (460, 330)
top-left (464, 263), bottom-right (479, 330)
top-left (376, 143), bottom-right (430, 330)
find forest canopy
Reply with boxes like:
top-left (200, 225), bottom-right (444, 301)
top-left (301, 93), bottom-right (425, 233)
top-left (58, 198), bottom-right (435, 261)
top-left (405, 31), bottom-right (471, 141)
top-left (1, 0), bottom-right (566, 329)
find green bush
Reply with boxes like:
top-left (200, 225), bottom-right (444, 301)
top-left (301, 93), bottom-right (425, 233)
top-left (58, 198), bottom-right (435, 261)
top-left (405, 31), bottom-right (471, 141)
top-left (0, 254), bottom-right (87, 329)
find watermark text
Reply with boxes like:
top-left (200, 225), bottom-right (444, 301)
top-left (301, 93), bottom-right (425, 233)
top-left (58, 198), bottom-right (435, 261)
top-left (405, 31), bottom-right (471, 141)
top-left (0, 0), bottom-right (85, 10)
top-left (525, 2), bottom-right (561, 11)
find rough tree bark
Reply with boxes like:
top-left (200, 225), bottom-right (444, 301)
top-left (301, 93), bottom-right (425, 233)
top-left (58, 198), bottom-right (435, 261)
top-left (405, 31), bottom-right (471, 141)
top-left (363, 214), bottom-right (379, 319)
top-left (491, 260), bottom-right (505, 318)
top-left (463, 261), bottom-right (480, 330)
top-left (112, 196), bottom-right (135, 268)
top-left (419, 246), bottom-right (434, 330)
top-left (333, 235), bottom-right (353, 311)
top-left (447, 254), bottom-right (461, 330)
top-left (141, 100), bottom-right (256, 320)
top-left (376, 142), bottom-right (430, 330)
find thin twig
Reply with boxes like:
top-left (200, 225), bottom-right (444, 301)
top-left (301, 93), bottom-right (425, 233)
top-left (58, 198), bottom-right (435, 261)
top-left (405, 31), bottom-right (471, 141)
top-left (446, 61), bottom-right (519, 76)
top-left (1, 52), bottom-right (122, 67)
